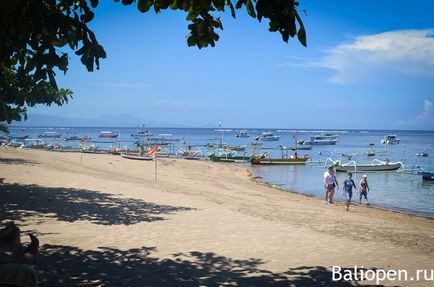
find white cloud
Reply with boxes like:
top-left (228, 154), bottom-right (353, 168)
top-left (418, 99), bottom-right (433, 121)
top-left (399, 99), bottom-right (434, 128)
top-left (312, 29), bottom-right (434, 84)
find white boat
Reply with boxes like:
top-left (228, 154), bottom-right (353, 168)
top-left (131, 130), bottom-right (153, 138)
top-left (121, 153), bottom-right (153, 160)
top-left (236, 130), bottom-right (250, 138)
top-left (334, 159), bottom-right (403, 172)
top-left (38, 132), bottom-right (61, 138)
top-left (255, 132), bottom-right (280, 141)
top-left (416, 151), bottom-right (429, 157)
top-left (381, 135), bottom-right (400, 144)
top-left (301, 132), bottom-right (338, 145)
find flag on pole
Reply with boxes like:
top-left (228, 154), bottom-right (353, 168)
top-left (147, 145), bottom-right (159, 156)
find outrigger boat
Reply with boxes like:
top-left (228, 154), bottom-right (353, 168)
top-left (332, 159), bottom-right (403, 172)
top-left (251, 152), bottom-right (310, 165)
top-left (120, 145), bottom-right (158, 160)
top-left (209, 151), bottom-right (252, 163)
top-left (120, 153), bottom-right (153, 160)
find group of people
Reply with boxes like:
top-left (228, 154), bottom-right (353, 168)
top-left (323, 166), bottom-right (370, 211)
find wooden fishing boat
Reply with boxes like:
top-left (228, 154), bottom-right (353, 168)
top-left (120, 153), bottom-right (153, 160)
top-left (209, 153), bottom-right (251, 163)
top-left (250, 152), bottom-right (309, 165)
top-left (335, 159), bottom-right (403, 172)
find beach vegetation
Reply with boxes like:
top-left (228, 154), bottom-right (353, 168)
top-left (0, 0), bottom-right (305, 130)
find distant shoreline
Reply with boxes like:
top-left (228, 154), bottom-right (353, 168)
top-left (6, 125), bottom-right (434, 133)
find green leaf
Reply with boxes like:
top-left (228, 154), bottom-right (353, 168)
top-left (226, 0), bottom-right (236, 18)
top-left (295, 11), bottom-right (307, 47)
top-left (297, 25), bottom-right (306, 47)
top-left (90, 0), bottom-right (99, 8)
top-left (138, 0), bottom-right (152, 12)
top-left (235, 0), bottom-right (245, 9)
top-left (245, 0), bottom-right (256, 18)
top-left (187, 35), bottom-right (196, 47)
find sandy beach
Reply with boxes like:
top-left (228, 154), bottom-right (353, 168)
top-left (1, 148), bottom-right (433, 286)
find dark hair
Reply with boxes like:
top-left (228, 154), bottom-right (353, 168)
top-left (347, 172), bottom-right (353, 176)
top-left (0, 222), bottom-right (20, 244)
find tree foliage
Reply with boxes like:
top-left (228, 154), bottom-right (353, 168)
top-left (0, 0), bottom-right (305, 129)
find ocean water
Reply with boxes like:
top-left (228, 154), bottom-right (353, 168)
top-left (5, 127), bottom-right (434, 216)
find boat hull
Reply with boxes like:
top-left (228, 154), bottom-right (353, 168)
top-left (420, 171), bottom-right (434, 180)
top-left (120, 153), bottom-right (153, 160)
top-left (250, 157), bottom-right (308, 165)
top-left (303, 140), bottom-right (337, 145)
top-left (336, 163), bottom-right (401, 172)
top-left (209, 155), bottom-right (251, 163)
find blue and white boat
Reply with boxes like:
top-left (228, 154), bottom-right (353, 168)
top-left (255, 132), bottom-right (280, 141)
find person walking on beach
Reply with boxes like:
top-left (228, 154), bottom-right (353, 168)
top-left (359, 175), bottom-right (370, 205)
top-left (323, 166), bottom-right (339, 205)
top-left (343, 172), bottom-right (357, 211)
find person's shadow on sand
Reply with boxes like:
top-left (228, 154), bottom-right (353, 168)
top-left (36, 244), bottom-right (386, 287)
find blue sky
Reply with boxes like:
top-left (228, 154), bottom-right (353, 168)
top-left (29, 0), bottom-right (434, 129)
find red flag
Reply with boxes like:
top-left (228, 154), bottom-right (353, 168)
top-left (147, 145), bottom-right (159, 156)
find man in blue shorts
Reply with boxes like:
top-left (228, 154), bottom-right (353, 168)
top-left (343, 172), bottom-right (357, 211)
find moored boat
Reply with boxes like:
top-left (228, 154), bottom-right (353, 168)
top-left (250, 152), bottom-right (309, 165)
top-left (420, 171), bottom-right (434, 181)
top-left (416, 151), bottom-right (429, 157)
top-left (255, 132), bottom-right (280, 142)
top-left (236, 130), bottom-right (250, 138)
top-left (64, 135), bottom-right (80, 141)
top-left (209, 152), bottom-right (252, 163)
top-left (301, 132), bottom-right (338, 145)
top-left (38, 132), bottom-right (61, 138)
top-left (99, 131), bottom-right (118, 138)
top-left (334, 159), bottom-right (403, 172)
top-left (120, 153), bottom-right (153, 160)
top-left (381, 135), bottom-right (400, 144)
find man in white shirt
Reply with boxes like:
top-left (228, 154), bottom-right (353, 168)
top-left (323, 166), bottom-right (339, 204)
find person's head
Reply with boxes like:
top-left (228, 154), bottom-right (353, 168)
top-left (328, 166), bottom-right (334, 173)
top-left (362, 174), bottom-right (367, 180)
top-left (0, 222), bottom-right (21, 246)
top-left (347, 172), bottom-right (353, 179)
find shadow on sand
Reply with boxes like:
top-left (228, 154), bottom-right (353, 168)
top-left (0, 157), bottom-right (39, 166)
top-left (0, 183), bottom-right (194, 225)
top-left (37, 244), bottom-right (384, 287)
